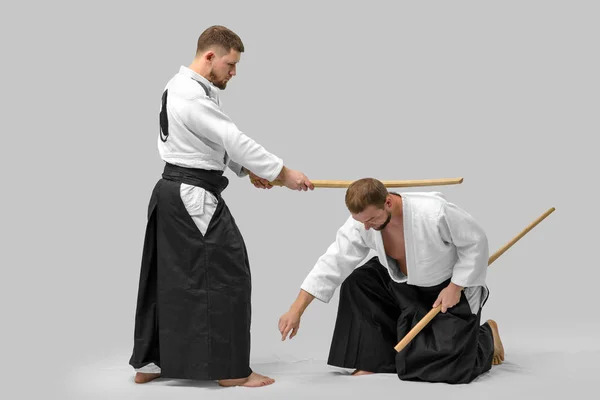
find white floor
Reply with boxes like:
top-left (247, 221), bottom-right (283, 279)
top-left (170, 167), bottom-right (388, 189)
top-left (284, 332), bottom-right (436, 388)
top-left (62, 346), bottom-right (598, 400)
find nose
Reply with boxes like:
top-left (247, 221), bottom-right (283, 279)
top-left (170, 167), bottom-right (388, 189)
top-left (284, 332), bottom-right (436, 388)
top-left (364, 223), bottom-right (370, 230)
top-left (230, 66), bottom-right (236, 77)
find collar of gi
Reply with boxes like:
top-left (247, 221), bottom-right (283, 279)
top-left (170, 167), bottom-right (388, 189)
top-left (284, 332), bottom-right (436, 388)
top-left (178, 65), bottom-right (217, 96)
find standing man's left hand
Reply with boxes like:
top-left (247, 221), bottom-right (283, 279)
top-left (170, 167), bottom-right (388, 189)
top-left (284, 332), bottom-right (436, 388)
top-left (432, 282), bottom-right (463, 313)
top-left (247, 170), bottom-right (273, 189)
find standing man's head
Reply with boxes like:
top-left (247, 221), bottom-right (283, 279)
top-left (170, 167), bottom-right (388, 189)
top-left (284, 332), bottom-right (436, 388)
top-left (345, 178), bottom-right (395, 231)
top-left (190, 25), bottom-right (244, 90)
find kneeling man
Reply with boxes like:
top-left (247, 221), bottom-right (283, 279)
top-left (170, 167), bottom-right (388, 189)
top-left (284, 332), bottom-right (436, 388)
top-left (278, 178), bottom-right (504, 384)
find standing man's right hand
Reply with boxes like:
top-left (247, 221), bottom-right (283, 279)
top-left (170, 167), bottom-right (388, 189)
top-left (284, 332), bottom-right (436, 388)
top-left (277, 166), bottom-right (315, 191)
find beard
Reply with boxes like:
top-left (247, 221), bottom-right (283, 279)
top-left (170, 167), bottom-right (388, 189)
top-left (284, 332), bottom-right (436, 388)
top-left (209, 69), bottom-right (228, 90)
top-left (374, 211), bottom-right (392, 231)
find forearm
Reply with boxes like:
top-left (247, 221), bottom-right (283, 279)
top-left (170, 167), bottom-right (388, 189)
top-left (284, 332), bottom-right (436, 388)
top-left (440, 203), bottom-right (489, 288)
top-left (450, 247), bottom-right (488, 288)
top-left (184, 101), bottom-right (283, 181)
top-left (289, 289), bottom-right (315, 316)
top-left (230, 162), bottom-right (248, 177)
top-left (223, 130), bottom-right (283, 181)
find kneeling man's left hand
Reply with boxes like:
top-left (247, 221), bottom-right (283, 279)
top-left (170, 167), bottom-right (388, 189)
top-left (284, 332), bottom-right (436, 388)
top-left (432, 282), bottom-right (463, 313)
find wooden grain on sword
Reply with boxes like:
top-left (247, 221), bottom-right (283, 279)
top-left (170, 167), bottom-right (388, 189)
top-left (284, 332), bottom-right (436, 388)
top-left (268, 177), bottom-right (464, 188)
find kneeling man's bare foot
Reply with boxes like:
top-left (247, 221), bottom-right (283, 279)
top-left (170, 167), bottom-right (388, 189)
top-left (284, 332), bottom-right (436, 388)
top-left (351, 370), bottom-right (374, 376)
top-left (134, 372), bottom-right (161, 383)
top-left (487, 319), bottom-right (505, 365)
top-left (218, 372), bottom-right (275, 388)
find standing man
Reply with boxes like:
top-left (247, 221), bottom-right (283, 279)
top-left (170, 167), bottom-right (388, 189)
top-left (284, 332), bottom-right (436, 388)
top-left (130, 25), bottom-right (314, 388)
top-left (279, 178), bottom-right (504, 384)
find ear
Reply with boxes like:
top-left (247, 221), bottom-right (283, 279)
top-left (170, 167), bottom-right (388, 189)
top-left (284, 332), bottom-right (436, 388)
top-left (204, 51), bottom-right (215, 62)
top-left (385, 195), bottom-right (393, 208)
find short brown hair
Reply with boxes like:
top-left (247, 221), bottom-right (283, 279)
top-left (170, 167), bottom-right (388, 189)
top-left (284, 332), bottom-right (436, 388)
top-left (345, 178), bottom-right (388, 214)
top-left (196, 25), bottom-right (245, 55)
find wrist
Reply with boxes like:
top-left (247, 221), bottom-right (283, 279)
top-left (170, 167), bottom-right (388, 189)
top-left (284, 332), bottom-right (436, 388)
top-left (448, 282), bottom-right (464, 291)
top-left (277, 165), bottom-right (288, 181)
top-left (291, 301), bottom-right (306, 314)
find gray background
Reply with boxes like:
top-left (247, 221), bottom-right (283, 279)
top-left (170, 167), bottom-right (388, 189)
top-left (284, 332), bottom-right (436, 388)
top-left (1, 0), bottom-right (598, 398)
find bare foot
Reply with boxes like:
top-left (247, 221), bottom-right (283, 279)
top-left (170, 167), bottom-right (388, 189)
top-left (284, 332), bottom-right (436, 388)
top-left (218, 372), bottom-right (275, 388)
top-left (351, 370), bottom-right (374, 376)
top-left (134, 372), bottom-right (161, 384)
top-left (487, 319), bottom-right (505, 365)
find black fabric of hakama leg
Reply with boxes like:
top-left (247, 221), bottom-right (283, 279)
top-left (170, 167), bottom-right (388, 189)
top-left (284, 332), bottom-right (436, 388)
top-left (327, 257), bottom-right (494, 384)
top-left (129, 163), bottom-right (253, 380)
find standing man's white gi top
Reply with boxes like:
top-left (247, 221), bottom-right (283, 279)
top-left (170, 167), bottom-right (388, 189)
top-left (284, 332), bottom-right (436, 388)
top-left (300, 192), bottom-right (490, 313)
top-left (158, 66), bottom-right (283, 181)
top-left (155, 66), bottom-right (285, 238)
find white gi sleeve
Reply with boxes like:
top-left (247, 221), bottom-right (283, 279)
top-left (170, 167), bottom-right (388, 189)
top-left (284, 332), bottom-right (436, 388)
top-left (300, 217), bottom-right (371, 303)
top-left (438, 202), bottom-right (489, 288)
top-left (177, 96), bottom-right (284, 182)
top-left (226, 160), bottom-right (249, 177)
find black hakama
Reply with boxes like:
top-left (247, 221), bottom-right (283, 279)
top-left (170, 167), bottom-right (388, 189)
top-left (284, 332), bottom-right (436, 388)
top-left (129, 163), bottom-right (253, 380)
top-left (327, 257), bottom-right (494, 384)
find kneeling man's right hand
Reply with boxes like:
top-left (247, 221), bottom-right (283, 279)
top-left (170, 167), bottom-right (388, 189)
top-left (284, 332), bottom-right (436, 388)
top-left (278, 311), bottom-right (301, 341)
